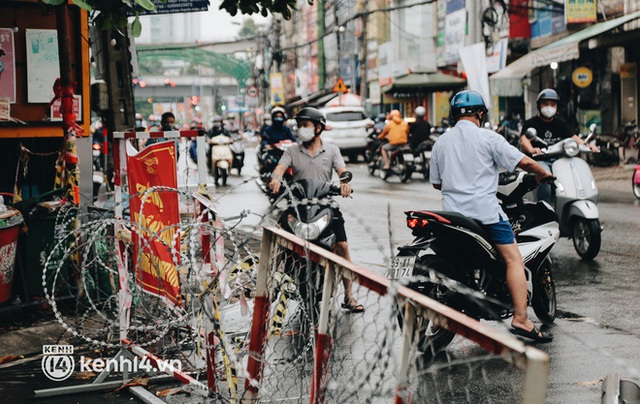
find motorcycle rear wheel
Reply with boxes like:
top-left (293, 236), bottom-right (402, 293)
top-left (407, 255), bottom-right (456, 359)
top-left (532, 260), bottom-right (556, 324)
top-left (632, 171), bottom-right (640, 199)
top-left (572, 218), bottom-right (601, 260)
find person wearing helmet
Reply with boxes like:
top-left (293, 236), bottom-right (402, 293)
top-left (269, 107), bottom-right (364, 313)
top-left (408, 106), bottom-right (432, 151)
top-left (520, 88), bottom-right (597, 201)
top-left (430, 90), bottom-right (553, 342)
top-left (261, 106), bottom-right (296, 151)
top-left (377, 109), bottom-right (409, 171)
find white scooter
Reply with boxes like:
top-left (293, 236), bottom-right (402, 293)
top-left (209, 134), bottom-right (234, 186)
top-left (525, 124), bottom-right (601, 260)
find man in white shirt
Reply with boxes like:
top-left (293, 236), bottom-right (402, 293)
top-left (430, 90), bottom-right (553, 342)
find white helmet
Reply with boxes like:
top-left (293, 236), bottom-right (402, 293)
top-left (415, 106), bottom-right (426, 117)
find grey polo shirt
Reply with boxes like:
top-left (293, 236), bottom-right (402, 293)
top-left (429, 120), bottom-right (524, 224)
top-left (278, 141), bottom-right (346, 182)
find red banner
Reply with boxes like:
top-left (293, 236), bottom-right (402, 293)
top-left (127, 141), bottom-right (181, 306)
top-left (509, 0), bottom-right (531, 39)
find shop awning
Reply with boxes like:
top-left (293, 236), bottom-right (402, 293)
top-left (381, 72), bottom-right (467, 94)
top-left (491, 10), bottom-right (640, 97)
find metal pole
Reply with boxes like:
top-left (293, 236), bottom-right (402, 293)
top-left (318, 0), bottom-right (326, 89)
top-left (359, 13), bottom-right (368, 99)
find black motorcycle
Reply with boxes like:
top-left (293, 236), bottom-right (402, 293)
top-left (388, 172), bottom-right (558, 357)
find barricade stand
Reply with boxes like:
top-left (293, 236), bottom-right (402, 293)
top-left (35, 129), bottom-right (217, 402)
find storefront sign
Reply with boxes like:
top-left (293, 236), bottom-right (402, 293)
top-left (0, 28), bottom-right (16, 103)
top-left (269, 73), bottom-right (285, 105)
top-left (572, 67), bottom-right (593, 88)
top-left (445, 9), bottom-right (466, 65)
top-left (132, 0), bottom-right (209, 15)
top-left (566, 0), bottom-right (596, 24)
top-left (50, 95), bottom-right (82, 121)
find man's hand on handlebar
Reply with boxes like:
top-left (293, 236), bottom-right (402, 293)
top-left (339, 182), bottom-right (352, 198)
top-left (530, 147), bottom-right (543, 156)
top-left (269, 175), bottom-right (282, 194)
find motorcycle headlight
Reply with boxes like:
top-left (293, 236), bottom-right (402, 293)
top-left (563, 139), bottom-right (580, 157)
top-left (287, 213), bottom-right (330, 240)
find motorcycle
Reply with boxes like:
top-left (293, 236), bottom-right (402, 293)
top-left (229, 132), bottom-right (245, 175)
top-left (525, 125), bottom-right (601, 260)
top-left (375, 142), bottom-right (415, 183)
top-left (584, 132), bottom-right (620, 167)
top-left (255, 140), bottom-right (295, 200)
top-left (209, 134), bottom-right (234, 186)
top-left (387, 172), bottom-right (559, 356)
top-left (411, 132), bottom-right (440, 180)
top-left (274, 172), bottom-right (353, 337)
top-left (365, 125), bottom-right (384, 176)
top-left (92, 138), bottom-right (105, 201)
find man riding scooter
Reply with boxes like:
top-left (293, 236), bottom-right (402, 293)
top-left (520, 89), bottom-right (598, 201)
top-left (521, 88), bottom-right (602, 260)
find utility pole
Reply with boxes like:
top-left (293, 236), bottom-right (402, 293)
top-left (359, 12), bottom-right (368, 99)
top-left (318, 0), bottom-right (326, 89)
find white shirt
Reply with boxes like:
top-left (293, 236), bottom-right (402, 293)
top-left (429, 120), bottom-right (524, 224)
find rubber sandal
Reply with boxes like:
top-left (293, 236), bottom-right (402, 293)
top-left (510, 325), bottom-right (553, 342)
top-left (341, 297), bottom-right (365, 313)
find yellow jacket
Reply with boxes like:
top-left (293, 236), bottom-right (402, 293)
top-left (378, 116), bottom-right (409, 145)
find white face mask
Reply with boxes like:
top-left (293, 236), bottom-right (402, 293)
top-left (540, 106), bottom-right (557, 118)
top-left (297, 127), bottom-right (316, 142)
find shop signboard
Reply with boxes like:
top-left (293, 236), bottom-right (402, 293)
top-left (0, 28), bottom-right (16, 103)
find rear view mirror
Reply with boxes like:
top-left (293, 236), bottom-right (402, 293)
top-left (589, 123), bottom-right (597, 134)
top-left (525, 128), bottom-right (537, 140)
top-left (339, 171), bottom-right (353, 183)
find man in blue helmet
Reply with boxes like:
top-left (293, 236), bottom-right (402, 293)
top-left (430, 90), bottom-right (554, 342)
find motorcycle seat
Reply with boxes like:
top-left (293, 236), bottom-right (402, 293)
top-left (408, 210), bottom-right (490, 240)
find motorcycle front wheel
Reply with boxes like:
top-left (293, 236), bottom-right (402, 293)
top-left (572, 218), bottom-right (601, 260)
top-left (532, 259), bottom-right (556, 324)
top-left (632, 170), bottom-right (640, 199)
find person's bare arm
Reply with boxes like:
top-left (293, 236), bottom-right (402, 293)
top-left (268, 164), bottom-right (288, 193)
top-left (520, 134), bottom-right (541, 156)
top-left (516, 155), bottom-right (553, 183)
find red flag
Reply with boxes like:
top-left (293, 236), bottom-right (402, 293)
top-left (127, 141), bottom-right (181, 306)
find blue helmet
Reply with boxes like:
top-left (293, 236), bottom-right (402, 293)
top-left (450, 90), bottom-right (488, 120)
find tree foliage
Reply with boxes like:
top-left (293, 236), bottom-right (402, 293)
top-left (41, 0), bottom-right (309, 36)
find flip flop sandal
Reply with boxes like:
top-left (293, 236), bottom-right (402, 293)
top-left (341, 297), bottom-right (365, 313)
top-left (510, 325), bottom-right (553, 342)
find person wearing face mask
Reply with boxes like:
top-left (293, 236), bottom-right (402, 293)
top-left (261, 106), bottom-right (296, 151)
top-left (430, 90), bottom-right (554, 342)
top-left (269, 107), bottom-right (365, 313)
top-left (519, 88), bottom-right (597, 201)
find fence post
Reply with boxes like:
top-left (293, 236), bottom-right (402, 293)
top-left (243, 228), bottom-right (275, 400)
top-left (311, 261), bottom-right (337, 404)
top-left (394, 300), bottom-right (415, 404)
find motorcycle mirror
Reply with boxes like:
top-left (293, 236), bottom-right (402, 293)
top-left (339, 171), bottom-right (353, 183)
top-left (525, 128), bottom-right (538, 140)
top-left (589, 123), bottom-right (597, 134)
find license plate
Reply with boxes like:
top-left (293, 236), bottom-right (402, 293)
top-left (403, 153), bottom-right (415, 162)
top-left (387, 256), bottom-right (416, 278)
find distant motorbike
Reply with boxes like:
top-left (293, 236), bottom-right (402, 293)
top-left (526, 125), bottom-right (601, 260)
top-left (255, 140), bottom-right (295, 200)
top-left (584, 132), bottom-right (620, 167)
top-left (229, 132), bottom-right (245, 175)
top-left (375, 143), bottom-right (415, 183)
top-left (388, 172), bottom-right (558, 356)
top-left (411, 132), bottom-right (440, 180)
top-left (92, 139), bottom-right (105, 201)
top-left (209, 134), bottom-right (234, 186)
top-left (365, 125), bottom-right (384, 176)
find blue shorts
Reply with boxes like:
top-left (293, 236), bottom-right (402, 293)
top-left (481, 219), bottom-right (515, 245)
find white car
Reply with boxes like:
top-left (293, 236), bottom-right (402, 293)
top-left (320, 106), bottom-right (374, 163)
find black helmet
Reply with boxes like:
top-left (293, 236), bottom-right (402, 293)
top-left (536, 88), bottom-right (559, 110)
top-left (295, 107), bottom-right (326, 130)
top-left (450, 90), bottom-right (488, 120)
